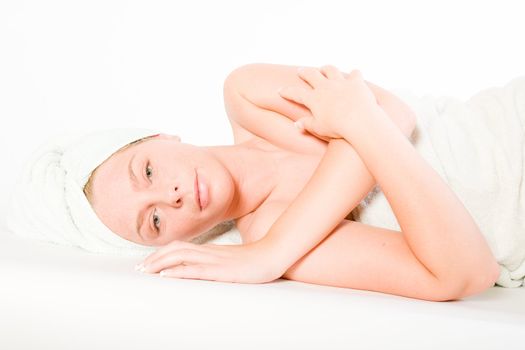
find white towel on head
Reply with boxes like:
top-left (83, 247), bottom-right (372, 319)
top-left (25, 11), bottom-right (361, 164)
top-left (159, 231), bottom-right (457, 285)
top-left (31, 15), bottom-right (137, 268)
top-left (5, 127), bottom-right (199, 257)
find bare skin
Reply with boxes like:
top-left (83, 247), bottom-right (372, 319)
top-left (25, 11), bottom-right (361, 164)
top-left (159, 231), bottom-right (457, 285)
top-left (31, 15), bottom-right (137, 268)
top-left (92, 63), bottom-right (499, 301)
top-left (89, 66), bottom-right (346, 246)
top-left (89, 135), bottom-right (294, 246)
top-left (90, 63), bottom-right (413, 247)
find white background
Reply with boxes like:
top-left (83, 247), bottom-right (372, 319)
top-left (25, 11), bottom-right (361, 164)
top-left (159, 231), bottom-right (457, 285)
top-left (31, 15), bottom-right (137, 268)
top-left (0, 0), bottom-right (524, 227)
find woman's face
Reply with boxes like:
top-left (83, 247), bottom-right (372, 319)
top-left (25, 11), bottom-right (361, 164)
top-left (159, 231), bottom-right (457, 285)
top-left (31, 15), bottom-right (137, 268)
top-left (89, 135), bottom-right (235, 246)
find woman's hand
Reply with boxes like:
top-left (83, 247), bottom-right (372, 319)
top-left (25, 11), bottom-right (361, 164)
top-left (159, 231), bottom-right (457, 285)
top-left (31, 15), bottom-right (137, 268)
top-left (135, 239), bottom-right (285, 283)
top-left (278, 65), bottom-right (384, 141)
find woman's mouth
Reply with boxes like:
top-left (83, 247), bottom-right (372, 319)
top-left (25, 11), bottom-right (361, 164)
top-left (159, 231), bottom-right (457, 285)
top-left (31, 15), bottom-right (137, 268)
top-left (194, 170), bottom-right (201, 211)
top-left (194, 169), bottom-right (209, 211)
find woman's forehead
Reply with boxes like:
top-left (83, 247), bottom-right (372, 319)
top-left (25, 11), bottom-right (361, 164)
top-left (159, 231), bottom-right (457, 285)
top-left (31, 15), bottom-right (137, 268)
top-left (96, 137), bottom-right (178, 186)
top-left (100, 137), bottom-right (167, 178)
top-left (115, 136), bottom-right (154, 155)
top-left (92, 150), bottom-right (128, 191)
top-left (90, 153), bottom-right (136, 236)
top-left (87, 137), bottom-right (161, 209)
top-left (107, 136), bottom-right (162, 166)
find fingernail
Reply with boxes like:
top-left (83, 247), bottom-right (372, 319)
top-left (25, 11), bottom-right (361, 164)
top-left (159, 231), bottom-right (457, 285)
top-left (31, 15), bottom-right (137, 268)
top-left (160, 270), bottom-right (168, 277)
top-left (136, 263), bottom-right (147, 273)
top-left (294, 121), bottom-right (304, 130)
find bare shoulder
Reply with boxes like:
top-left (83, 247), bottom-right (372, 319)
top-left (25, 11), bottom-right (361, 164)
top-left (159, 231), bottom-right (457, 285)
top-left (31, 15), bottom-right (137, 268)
top-left (223, 63), bottom-right (327, 156)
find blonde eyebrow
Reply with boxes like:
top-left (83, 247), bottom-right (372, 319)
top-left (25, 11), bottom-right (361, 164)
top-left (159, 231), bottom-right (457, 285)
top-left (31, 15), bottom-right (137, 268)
top-left (128, 153), bottom-right (145, 241)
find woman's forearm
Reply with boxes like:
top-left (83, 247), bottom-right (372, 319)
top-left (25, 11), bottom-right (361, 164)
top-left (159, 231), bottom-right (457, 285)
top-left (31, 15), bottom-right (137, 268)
top-left (261, 138), bottom-right (376, 271)
top-left (340, 109), bottom-right (500, 288)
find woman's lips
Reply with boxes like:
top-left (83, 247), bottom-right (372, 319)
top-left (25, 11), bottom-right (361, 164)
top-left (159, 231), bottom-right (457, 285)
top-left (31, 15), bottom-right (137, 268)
top-left (194, 169), bottom-right (209, 211)
top-left (194, 170), bottom-right (201, 211)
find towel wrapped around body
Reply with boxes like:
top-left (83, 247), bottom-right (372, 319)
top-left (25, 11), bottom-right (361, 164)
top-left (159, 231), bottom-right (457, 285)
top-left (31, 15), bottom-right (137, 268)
top-left (351, 76), bottom-right (525, 288)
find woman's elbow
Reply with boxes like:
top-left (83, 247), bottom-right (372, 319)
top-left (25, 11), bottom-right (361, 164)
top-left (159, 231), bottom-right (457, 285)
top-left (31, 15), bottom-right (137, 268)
top-left (440, 262), bottom-right (501, 301)
top-left (464, 262), bottom-right (501, 296)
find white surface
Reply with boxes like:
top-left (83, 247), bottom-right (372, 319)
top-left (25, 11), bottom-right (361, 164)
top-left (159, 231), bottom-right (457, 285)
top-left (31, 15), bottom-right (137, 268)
top-left (1, 1), bottom-right (525, 349)
top-left (0, 230), bottom-right (524, 350)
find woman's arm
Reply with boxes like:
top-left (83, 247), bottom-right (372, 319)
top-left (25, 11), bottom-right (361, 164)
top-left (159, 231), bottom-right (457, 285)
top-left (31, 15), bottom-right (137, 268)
top-left (263, 135), bottom-right (498, 301)
top-left (263, 68), bottom-right (499, 298)
top-left (223, 62), bottom-right (416, 223)
top-left (335, 109), bottom-right (500, 294)
top-left (257, 66), bottom-right (498, 297)
top-left (225, 63), bottom-right (417, 134)
top-left (224, 63), bottom-right (417, 154)
top-left (141, 134), bottom-right (498, 300)
top-left (140, 66), bottom-right (498, 299)
top-left (245, 139), bottom-right (457, 301)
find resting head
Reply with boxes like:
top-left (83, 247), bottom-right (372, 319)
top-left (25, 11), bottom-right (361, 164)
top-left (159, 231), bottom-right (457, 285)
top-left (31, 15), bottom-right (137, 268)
top-left (83, 132), bottom-right (236, 246)
top-left (6, 128), bottom-right (235, 256)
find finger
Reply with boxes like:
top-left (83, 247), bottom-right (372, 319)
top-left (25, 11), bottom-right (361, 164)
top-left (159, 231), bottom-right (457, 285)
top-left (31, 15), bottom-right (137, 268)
top-left (297, 117), bottom-right (336, 142)
top-left (144, 249), bottom-right (219, 274)
top-left (297, 117), bottom-right (317, 133)
top-left (160, 264), bottom-right (220, 281)
top-left (307, 131), bottom-right (331, 143)
top-left (319, 65), bottom-right (345, 80)
top-left (347, 69), bottom-right (364, 81)
top-left (297, 67), bottom-right (326, 88)
top-left (294, 118), bottom-right (305, 132)
top-left (278, 86), bottom-right (312, 107)
top-left (141, 240), bottom-right (206, 268)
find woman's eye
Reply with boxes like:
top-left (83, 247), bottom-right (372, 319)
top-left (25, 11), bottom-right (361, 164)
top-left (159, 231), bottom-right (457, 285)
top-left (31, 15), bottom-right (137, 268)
top-left (153, 210), bottom-right (161, 232)
top-left (145, 163), bottom-right (153, 179)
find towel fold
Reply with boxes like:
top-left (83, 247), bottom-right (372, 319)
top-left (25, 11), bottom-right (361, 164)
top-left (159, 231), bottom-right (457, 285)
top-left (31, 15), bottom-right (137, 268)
top-left (5, 128), bottom-right (164, 256)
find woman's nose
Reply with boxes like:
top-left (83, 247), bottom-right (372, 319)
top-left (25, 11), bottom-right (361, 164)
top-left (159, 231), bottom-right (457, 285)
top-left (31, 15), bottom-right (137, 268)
top-left (165, 184), bottom-right (182, 207)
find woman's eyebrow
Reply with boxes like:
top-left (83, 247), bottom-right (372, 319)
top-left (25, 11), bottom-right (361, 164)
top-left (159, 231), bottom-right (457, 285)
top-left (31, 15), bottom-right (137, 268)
top-left (128, 153), bottom-right (138, 185)
top-left (136, 209), bottom-right (146, 242)
top-left (128, 154), bottom-right (144, 241)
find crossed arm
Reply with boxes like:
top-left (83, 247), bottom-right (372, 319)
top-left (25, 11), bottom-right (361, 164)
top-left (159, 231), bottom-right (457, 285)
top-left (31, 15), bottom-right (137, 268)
top-left (140, 64), bottom-right (499, 301)
top-left (225, 63), bottom-right (500, 301)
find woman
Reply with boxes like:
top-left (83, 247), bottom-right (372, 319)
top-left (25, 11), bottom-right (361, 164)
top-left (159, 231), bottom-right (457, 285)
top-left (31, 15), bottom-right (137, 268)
top-left (12, 63), bottom-right (520, 302)
top-left (77, 63), bottom-right (504, 302)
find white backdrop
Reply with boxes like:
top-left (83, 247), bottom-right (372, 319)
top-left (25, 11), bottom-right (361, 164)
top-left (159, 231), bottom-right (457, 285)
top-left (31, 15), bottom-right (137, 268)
top-left (0, 0), bottom-right (524, 229)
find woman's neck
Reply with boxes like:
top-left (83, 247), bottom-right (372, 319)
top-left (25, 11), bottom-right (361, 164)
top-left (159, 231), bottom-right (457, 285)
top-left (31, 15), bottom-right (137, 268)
top-left (203, 139), bottom-right (283, 222)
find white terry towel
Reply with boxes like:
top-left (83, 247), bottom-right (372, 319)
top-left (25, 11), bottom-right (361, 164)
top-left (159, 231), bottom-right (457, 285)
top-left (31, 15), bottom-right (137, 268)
top-left (353, 76), bottom-right (525, 288)
top-left (5, 128), bottom-right (239, 257)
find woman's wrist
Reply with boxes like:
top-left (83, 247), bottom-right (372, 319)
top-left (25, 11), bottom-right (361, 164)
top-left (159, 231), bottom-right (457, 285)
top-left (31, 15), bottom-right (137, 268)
top-left (253, 233), bottom-right (296, 277)
top-left (340, 107), bottom-right (396, 146)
